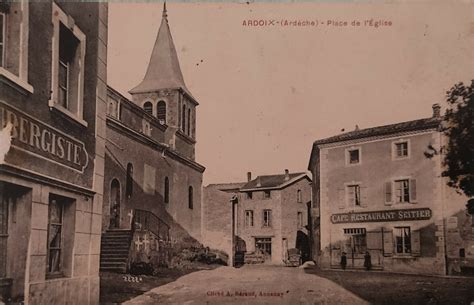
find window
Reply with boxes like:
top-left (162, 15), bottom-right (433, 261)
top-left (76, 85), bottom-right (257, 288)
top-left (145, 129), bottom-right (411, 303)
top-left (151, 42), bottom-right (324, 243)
top-left (187, 108), bottom-right (191, 135)
top-left (246, 192), bottom-right (253, 200)
top-left (347, 185), bottom-right (361, 206)
top-left (47, 197), bottom-right (63, 274)
top-left (50, 3), bottom-right (86, 123)
top-left (164, 177), bottom-right (169, 204)
top-left (395, 142), bottom-right (408, 158)
top-left (297, 190), bottom-right (302, 203)
top-left (263, 209), bottom-right (272, 227)
top-left (0, 11), bottom-right (4, 67)
top-left (297, 212), bottom-right (303, 228)
top-left (395, 227), bottom-right (411, 254)
top-left (126, 163), bottom-right (133, 198)
top-left (188, 186), bottom-right (193, 209)
top-left (245, 210), bottom-right (254, 227)
top-left (157, 100), bottom-right (166, 124)
top-left (394, 179), bottom-right (410, 203)
top-left (0, 1), bottom-right (32, 93)
top-left (143, 101), bottom-right (153, 115)
top-left (182, 104), bottom-right (186, 131)
top-left (263, 190), bottom-right (271, 199)
top-left (344, 228), bottom-right (367, 254)
top-left (347, 148), bottom-right (360, 165)
top-left (392, 140), bottom-right (410, 160)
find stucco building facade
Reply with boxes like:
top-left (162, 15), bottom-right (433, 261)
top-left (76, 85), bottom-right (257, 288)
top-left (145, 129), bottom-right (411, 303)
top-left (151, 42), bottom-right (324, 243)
top-left (308, 104), bottom-right (473, 275)
top-left (0, 2), bottom-right (107, 304)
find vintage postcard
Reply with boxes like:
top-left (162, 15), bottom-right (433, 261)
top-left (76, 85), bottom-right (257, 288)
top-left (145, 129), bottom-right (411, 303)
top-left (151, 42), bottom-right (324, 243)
top-left (0, 0), bottom-right (473, 304)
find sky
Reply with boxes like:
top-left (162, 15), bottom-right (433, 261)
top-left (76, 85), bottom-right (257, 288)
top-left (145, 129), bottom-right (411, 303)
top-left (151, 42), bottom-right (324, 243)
top-left (107, 1), bottom-right (473, 185)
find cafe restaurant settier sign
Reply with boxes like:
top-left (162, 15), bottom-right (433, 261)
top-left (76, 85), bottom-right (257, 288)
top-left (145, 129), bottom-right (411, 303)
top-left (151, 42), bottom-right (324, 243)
top-left (1, 101), bottom-right (89, 172)
top-left (331, 208), bottom-right (432, 224)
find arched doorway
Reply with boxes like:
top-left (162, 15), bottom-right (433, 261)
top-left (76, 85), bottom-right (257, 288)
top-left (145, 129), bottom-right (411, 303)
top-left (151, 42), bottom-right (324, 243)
top-left (109, 179), bottom-right (121, 229)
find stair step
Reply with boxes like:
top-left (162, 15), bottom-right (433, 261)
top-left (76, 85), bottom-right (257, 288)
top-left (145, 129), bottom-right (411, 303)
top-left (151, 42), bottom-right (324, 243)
top-left (101, 262), bottom-right (127, 268)
top-left (101, 242), bottom-right (130, 246)
top-left (100, 267), bottom-right (127, 273)
top-left (101, 256), bottom-right (128, 261)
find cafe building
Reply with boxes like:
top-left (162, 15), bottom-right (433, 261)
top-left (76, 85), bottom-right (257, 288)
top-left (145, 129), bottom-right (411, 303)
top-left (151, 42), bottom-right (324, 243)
top-left (0, 2), bottom-right (107, 304)
top-left (308, 104), bottom-right (472, 275)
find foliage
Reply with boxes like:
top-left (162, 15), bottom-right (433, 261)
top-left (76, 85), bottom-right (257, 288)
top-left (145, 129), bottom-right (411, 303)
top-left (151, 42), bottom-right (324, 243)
top-left (441, 80), bottom-right (474, 197)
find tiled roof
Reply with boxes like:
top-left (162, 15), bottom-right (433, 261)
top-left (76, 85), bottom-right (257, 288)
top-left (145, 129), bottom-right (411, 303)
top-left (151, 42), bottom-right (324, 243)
top-left (240, 172), bottom-right (308, 191)
top-left (312, 117), bottom-right (441, 146)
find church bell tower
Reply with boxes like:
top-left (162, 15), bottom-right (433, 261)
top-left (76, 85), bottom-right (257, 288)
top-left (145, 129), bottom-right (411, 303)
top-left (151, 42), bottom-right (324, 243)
top-left (129, 3), bottom-right (198, 160)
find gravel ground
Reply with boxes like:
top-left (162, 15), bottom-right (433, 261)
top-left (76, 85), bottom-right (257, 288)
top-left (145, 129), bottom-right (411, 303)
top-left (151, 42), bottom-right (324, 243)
top-left (305, 268), bottom-right (474, 305)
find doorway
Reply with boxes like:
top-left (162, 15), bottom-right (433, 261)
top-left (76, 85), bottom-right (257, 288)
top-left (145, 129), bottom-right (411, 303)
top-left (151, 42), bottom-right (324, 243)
top-left (109, 179), bottom-right (121, 229)
top-left (255, 237), bottom-right (272, 261)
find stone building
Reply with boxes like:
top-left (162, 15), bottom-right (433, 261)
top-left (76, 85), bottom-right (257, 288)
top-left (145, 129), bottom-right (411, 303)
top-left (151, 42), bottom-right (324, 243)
top-left (202, 182), bottom-right (245, 265)
top-left (202, 171), bottom-right (312, 265)
top-left (308, 104), bottom-right (473, 275)
top-left (237, 171), bottom-right (312, 264)
top-left (100, 4), bottom-right (205, 272)
top-left (0, 1), bottom-right (107, 304)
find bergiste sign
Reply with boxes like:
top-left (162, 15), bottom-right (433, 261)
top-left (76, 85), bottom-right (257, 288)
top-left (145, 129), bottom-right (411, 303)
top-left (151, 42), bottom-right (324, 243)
top-left (0, 101), bottom-right (89, 172)
top-left (331, 208), bottom-right (432, 224)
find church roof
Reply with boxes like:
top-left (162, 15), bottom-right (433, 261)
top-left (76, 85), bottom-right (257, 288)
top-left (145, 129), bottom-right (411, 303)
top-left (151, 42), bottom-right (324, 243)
top-left (129, 3), bottom-right (195, 101)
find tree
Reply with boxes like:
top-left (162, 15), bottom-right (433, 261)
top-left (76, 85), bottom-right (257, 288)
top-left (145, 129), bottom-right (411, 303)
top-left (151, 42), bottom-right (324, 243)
top-left (441, 80), bottom-right (474, 197)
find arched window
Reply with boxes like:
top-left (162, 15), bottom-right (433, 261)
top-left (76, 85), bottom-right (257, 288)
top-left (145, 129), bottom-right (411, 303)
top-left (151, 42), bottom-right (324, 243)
top-left (164, 177), bottom-right (170, 204)
top-left (187, 108), bottom-right (191, 135)
top-left (188, 186), bottom-right (193, 209)
top-left (143, 101), bottom-right (153, 115)
top-left (297, 190), bottom-right (302, 203)
top-left (157, 100), bottom-right (166, 124)
top-left (182, 104), bottom-right (186, 131)
top-left (126, 163), bottom-right (133, 198)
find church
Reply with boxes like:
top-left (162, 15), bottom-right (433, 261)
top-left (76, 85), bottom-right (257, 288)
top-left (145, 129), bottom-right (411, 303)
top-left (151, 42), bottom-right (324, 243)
top-left (100, 4), bottom-right (206, 272)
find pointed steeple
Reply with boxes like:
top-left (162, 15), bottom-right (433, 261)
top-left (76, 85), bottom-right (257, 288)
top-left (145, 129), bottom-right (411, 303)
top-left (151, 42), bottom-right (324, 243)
top-left (130, 2), bottom-right (191, 96)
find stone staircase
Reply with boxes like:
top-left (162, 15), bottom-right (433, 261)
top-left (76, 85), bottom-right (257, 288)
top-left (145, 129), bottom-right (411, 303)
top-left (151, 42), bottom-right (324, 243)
top-left (100, 229), bottom-right (132, 273)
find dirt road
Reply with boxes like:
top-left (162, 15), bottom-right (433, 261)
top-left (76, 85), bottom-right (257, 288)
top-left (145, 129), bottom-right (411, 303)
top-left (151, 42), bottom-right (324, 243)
top-left (123, 265), bottom-right (369, 305)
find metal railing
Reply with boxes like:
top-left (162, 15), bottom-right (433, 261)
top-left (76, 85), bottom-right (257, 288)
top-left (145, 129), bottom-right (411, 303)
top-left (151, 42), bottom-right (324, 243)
top-left (132, 209), bottom-right (170, 242)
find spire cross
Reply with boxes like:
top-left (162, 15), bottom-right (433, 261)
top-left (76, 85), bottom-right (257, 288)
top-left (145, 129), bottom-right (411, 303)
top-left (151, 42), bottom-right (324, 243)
top-left (163, 1), bottom-right (167, 19)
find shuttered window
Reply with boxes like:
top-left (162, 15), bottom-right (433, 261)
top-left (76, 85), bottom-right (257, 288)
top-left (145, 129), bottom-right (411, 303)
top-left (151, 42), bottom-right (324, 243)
top-left (395, 227), bottom-right (411, 254)
top-left (347, 185), bottom-right (361, 207)
top-left (386, 179), bottom-right (417, 204)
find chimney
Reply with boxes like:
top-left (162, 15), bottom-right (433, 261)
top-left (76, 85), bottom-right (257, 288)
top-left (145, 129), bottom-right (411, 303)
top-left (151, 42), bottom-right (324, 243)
top-left (247, 172), bottom-right (252, 182)
top-left (432, 103), bottom-right (441, 118)
top-left (256, 177), bottom-right (261, 187)
top-left (284, 169), bottom-right (290, 181)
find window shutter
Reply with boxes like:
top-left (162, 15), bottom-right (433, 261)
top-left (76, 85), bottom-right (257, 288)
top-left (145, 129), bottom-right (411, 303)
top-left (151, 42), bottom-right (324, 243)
top-left (367, 231), bottom-right (383, 250)
top-left (409, 179), bottom-right (417, 203)
top-left (383, 230), bottom-right (393, 256)
top-left (384, 182), bottom-right (392, 205)
top-left (360, 186), bottom-right (368, 208)
top-left (337, 189), bottom-right (345, 209)
top-left (411, 230), bottom-right (421, 256)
